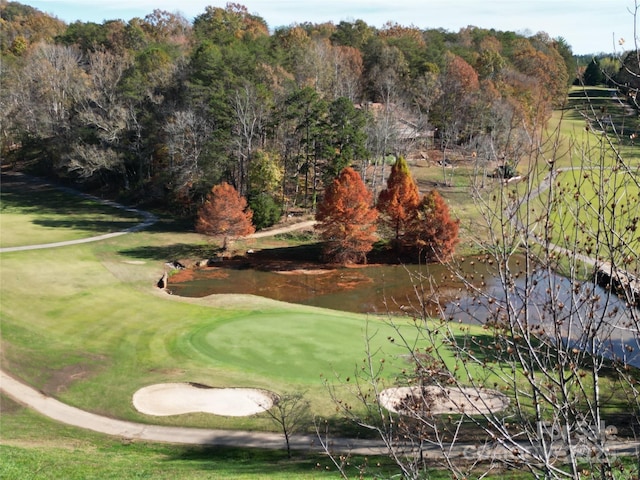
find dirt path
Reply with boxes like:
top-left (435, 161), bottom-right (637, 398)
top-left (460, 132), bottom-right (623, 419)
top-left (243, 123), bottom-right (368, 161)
top-left (249, 219), bottom-right (317, 238)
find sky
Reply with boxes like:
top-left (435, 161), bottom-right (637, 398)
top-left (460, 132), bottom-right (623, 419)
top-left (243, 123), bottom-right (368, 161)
top-left (22, 0), bottom-right (637, 55)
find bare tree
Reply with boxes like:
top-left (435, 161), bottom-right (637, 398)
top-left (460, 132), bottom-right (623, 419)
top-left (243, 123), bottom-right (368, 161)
top-left (331, 45), bottom-right (363, 102)
top-left (66, 48), bottom-right (132, 182)
top-left (11, 43), bottom-right (85, 139)
top-left (262, 392), bottom-right (311, 458)
top-left (77, 48), bottom-right (132, 144)
top-left (231, 82), bottom-right (268, 195)
top-left (295, 37), bottom-right (334, 97)
top-left (163, 108), bottom-right (212, 196)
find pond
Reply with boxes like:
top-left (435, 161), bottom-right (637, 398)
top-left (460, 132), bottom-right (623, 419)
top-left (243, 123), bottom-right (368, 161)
top-left (167, 256), bottom-right (496, 316)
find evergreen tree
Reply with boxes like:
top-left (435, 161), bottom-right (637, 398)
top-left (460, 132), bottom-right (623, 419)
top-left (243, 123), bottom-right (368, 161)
top-left (583, 58), bottom-right (604, 86)
top-left (324, 97), bottom-right (368, 182)
top-left (376, 156), bottom-right (420, 246)
top-left (315, 167), bottom-right (378, 264)
top-left (196, 182), bottom-right (255, 237)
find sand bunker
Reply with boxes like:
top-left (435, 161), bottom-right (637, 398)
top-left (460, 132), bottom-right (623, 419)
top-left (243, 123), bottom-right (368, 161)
top-left (379, 386), bottom-right (509, 415)
top-left (132, 383), bottom-right (275, 417)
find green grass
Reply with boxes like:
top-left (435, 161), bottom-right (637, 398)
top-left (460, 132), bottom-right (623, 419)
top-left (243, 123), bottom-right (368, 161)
top-left (0, 395), bottom-right (385, 479)
top-left (543, 168), bottom-right (639, 268)
top-left (1, 242), bottom-right (376, 419)
top-left (0, 179), bottom-right (142, 247)
top-left (0, 203), bottom-right (474, 432)
top-left (550, 86), bottom-right (640, 168)
top-left (534, 87), bottom-right (640, 273)
top-left (1, 393), bottom-right (540, 480)
top-left (2, 89), bottom-right (639, 477)
top-left (0, 174), bottom-right (527, 480)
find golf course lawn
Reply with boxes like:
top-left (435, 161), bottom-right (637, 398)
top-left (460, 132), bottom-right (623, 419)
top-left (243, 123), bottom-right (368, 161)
top-left (518, 87), bottom-right (640, 273)
top-left (0, 177), bottom-right (142, 248)
top-left (1, 182), bottom-right (481, 433)
top-left (546, 168), bottom-right (639, 264)
top-left (1, 394), bottom-right (400, 480)
top-left (0, 164), bottom-right (635, 478)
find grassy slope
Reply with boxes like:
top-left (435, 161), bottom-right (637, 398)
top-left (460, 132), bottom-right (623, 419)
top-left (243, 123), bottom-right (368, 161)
top-left (0, 180), bottom-right (141, 248)
top-left (0, 185), bottom-right (502, 478)
top-left (1, 187), bottom-right (485, 431)
top-left (0, 395), bottom-right (372, 480)
top-left (2, 87), bottom-right (637, 477)
top-left (1, 238), bottom-right (401, 428)
top-left (535, 87), bottom-right (640, 271)
top-left (2, 391), bottom-right (535, 479)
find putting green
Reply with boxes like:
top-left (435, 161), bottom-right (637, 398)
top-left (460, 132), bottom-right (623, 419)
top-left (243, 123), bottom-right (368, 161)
top-left (186, 311), bottom-right (410, 383)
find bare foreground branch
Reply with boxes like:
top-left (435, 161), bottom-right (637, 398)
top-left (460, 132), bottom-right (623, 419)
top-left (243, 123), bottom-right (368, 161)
top-left (321, 49), bottom-right (640, 480)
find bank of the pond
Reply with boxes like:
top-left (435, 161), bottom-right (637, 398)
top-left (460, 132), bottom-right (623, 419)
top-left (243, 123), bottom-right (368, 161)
top-left (165, 252), bottom-right (492, 315)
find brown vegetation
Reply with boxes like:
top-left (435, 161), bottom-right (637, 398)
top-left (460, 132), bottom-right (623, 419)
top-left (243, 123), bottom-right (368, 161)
top-left (195, 182), bottom-right (255, 237)
top-left (315, 167), bottom-right (378, 264)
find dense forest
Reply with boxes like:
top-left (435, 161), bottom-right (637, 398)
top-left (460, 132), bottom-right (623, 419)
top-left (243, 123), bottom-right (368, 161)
top-left (0, 1), bottom-right (633, 225)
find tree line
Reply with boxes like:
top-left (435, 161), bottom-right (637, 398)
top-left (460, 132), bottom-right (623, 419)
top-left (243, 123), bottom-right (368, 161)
top-left (0, 1), bottom-right (579, 223)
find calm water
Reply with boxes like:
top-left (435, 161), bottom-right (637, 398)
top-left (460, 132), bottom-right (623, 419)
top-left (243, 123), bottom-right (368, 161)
top-left (168, 260), bottom-right (491, 315)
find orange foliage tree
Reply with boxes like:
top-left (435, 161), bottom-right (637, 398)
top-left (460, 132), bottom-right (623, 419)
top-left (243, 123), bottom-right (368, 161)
top-left (376, 156), bottom-right (420, 247)
top-left (315, 167), bottom-right (378, 264)
top-left (195, 182), bottom-right (255, 237)
top-left (446, 53), bottom-right (480, 94)
top-left (405, 189), bottom-right (459, 261)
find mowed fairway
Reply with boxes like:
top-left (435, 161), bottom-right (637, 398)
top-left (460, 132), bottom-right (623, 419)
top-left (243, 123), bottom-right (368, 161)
top-left (0, 175), bottom-right (142, 248)
top-left (536, 87), bottom-right (640, 272)
top-left (0, 181), bottom-right (422, 432)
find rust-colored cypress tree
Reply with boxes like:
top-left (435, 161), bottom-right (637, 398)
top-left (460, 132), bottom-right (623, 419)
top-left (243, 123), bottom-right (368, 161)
top-left (196, 182), bottom-right (255, 237)
top-left (405, 189), bottom-right (459, 261)
top-left (377, 156), bottom-right (421, 245)
top-left (315, 167), bottom-right (378, 264)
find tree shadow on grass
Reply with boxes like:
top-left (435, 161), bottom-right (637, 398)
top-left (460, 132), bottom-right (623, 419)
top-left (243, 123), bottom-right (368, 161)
top-left (118, 243), bottom-right (221, 262)
top-left (167, 446), bottom-right (322, 475)
top-left (166, 445), bottom-right (393, 478)
top-left (449, 332), bottom-right (503, 365)
top-left (118, 242), bottom-right (325, 267)
top-left (33, 218), bottom-right (140, 233)
top-left (1, 186), bottom-right (135, 218)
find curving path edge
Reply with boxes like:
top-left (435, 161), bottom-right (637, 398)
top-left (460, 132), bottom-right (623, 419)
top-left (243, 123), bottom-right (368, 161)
top-left (0, 370), bottom-right (383, 453)
top-left (0, 173), bottom-right (158, 253)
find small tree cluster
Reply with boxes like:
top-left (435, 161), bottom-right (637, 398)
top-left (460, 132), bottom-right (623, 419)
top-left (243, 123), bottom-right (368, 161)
top-left (377, 156), bottom-right (459, 261)
top-left (315, 159), bottom-right (459, 264)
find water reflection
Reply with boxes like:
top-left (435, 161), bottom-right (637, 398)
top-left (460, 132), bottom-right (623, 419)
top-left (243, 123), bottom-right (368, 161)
top-left (169, 261), bottom-right (476, 315)
top-left (446, 263), bottom-right (640, 367)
